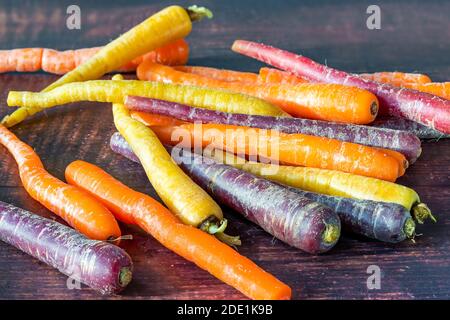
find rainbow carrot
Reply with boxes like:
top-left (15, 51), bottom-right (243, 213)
top-left (231, 40), bottom-right (450, 134)
top-left (66, 160), bottom-right (292, 300)
top-left (1, 5), bottom-right (210, 127)
top-left (0, 125), bottom-right (121, 241)
top-left (138, 61), bottom-right (379, 124)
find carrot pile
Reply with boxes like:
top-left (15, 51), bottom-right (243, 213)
top-left (0, 3), bottom-right (447, 300)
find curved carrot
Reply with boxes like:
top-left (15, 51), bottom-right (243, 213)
top-left (65, 160), bottom-right (291, 300)
top-left (6, 79), bottom-right (287, 117)
top-left (138, 62), bottom-right (379, 124)
top-left (0, 125), bottom-right (121, 241)
top-left (175, 65), bottom-right (259, 82)
top-left (2, 5), bottom-right (209, 127)
top-left (132, 115), bottom-right (402, 181)
top-left (0, 48), bottom-right (43, 73)
top-left (359, 72), bottom-right (432, 86)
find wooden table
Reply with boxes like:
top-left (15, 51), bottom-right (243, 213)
top-left (0, 0), bottom-right (449, 300)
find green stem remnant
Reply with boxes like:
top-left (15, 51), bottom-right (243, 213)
top-left (412, 203), bottom-right (436, 224)
top-left (322, 222), bottom-right (340, 245)
top-left (403, 218), bottom-right (416, 240)
top-left (186, 5), bottom-right (213, 22)
top-left (119, 267), bottom-right (133, 288)
top-left (200, 217), bottom-right (241, 247)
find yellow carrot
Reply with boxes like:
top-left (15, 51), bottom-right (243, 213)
top-left (6, 79), bottom-right (288, 117)
top-left (110, 74), bottom-right (238, 244)
top-left (1, 5), bottom-right (211, 127)
top-left (211, 150), bottom-right (433, 224)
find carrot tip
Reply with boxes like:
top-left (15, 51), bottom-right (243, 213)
top-left (412, 203), bottom-right (436, 224)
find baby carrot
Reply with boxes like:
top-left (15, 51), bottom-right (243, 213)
top-left (110, 74), bottom-right (237, 243)
top-left (359, 72), bottom-right (432, 86)
top-left (65, 160), bottom-right (291, 300)
top-left (6, 79), bottom-right (287, 117)
top-left (0, 125), bottom-right (121, 241)
top-left (138, 61), bottom-right (379, 124)
top-left (2, 5), bottom-right (210, 127)
top-left (0, 48), bottom-right (43, 73)
top-left (175, 65), bottom-right (259, 83)
top-left (133, 115), bottom-right (403, 181)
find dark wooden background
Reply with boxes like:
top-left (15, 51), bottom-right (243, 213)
top-left (0, 0), bottom-right (449, 300)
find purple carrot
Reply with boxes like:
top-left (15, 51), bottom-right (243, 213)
top-left (111, 133), bottom-right (415, 243)
top-left (0, 200), bottom-right (133, 294)
top-left (231, 40), bottom-right (450, 134)
top-left (110, 132), bottom-right (340, 254)
top-left (281, 185), bottom-right (415, 243)
top-left (125, 96), bottom-right (422, 163)
top-left (372, 117), bottom-right (450, 139)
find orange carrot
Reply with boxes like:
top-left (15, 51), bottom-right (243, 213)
top-left (0, 39), bottom-right (189, 75)
top-left (359, 72), bottom-right (432, 86)
top-left (402, 82), bottom-right (450, 100)
top-left (138, 61), bottom-right (379, 124)
top-left (65, 160), bottom-right (292, 300)
top-left (0, 48), bottom-right (43, 73)
top-left (131, 111), bottom-right (187, 126)
top-left (131, 114), bottom-right (402, 181)
top-left (175, 65), bottom-right (259, 83)
top-left (0, 125), bottom-right (121, 241)
top-left (258, 67), bottom-right (309, 85)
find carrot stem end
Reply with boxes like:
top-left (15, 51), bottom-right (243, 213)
top-left (186, 5), bottom-right (213, 22)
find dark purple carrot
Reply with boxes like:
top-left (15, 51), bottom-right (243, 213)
top-left (281, 185), bottom-right (415, 243)
top-left (111, 133), bottom-right (415, 243)
top-left (110, 132), bottom-right (341, 254)
top-left (372, 117), bottom-right (450, 139)
top-left (231, 40), bottom-right (450, 134)
top-left (0, 200), bottom-right (133, 294)
top-left (125, 96), bottom-right (422, 163)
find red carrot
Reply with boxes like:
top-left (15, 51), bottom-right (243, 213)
top-left (231, 40), bottom-right (450, 134)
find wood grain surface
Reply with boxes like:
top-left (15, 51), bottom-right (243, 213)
top-left (0, 0), bottom-right (449, 300)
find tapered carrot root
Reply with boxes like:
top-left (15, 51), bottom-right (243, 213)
top-left (0, 125), bottom-right (121, 241)
top-left (6, 79), bottom-right (287, 118)
top-left (138, 61), bottom-right (379, 124)
top-left (66, 160), bottom-right (292, 300)
top-left (232, 40), bottom-right (450, 134)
